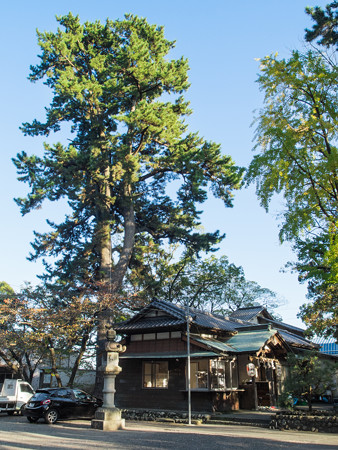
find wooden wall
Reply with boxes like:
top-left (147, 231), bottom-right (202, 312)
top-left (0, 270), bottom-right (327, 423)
top-left (116, 357), bottom-right (239, 412)
top-left (125, 338), bottom-right (204, 354)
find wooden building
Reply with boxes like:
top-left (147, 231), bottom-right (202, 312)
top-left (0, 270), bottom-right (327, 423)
top-left (114, 299), bottom-right (317, 412)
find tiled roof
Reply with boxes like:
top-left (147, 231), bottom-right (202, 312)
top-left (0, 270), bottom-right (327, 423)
top-left (258, 317), bottom-right (305, 335)
top-left (191, 308), bottom-right (245, 332)
top-left (229, 306), bottom-right (270, 322)
top-left (115, 298), bottom-right (244, 333)
top-left (153, 299), bottom-right (245, 331)
top-left (114, 299), bottom-right (317, 356)
top-left (278, 329), bottom-right (318, 349)
top-left (114, 299), bottom-right (186, 331)
top-left (115, 317), bottom-right (184, 331)
top-left (150, 298), bottom-right (186, 319)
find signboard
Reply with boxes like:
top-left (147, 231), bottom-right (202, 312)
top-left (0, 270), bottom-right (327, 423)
top-left (246, 363), bottom-right (256, 377)
top-left (276, 364), bottom-right (282, 377)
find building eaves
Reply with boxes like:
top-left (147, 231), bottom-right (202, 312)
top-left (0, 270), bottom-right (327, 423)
top-left (191, 336), bottom-right (236, 354)
top-left (120, 351), bottom-right (218, 359)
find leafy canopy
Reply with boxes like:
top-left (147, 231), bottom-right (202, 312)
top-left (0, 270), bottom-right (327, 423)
top-left (247, 50), bottom-right (337, 243)
top-left (125, 252), bottom-right (283, 318)
top-left (13, 13), bottom-right (243, 294)
top-left (246, 48), bottom-right (338, 337)
top-left (305, 1), bottom-right (338, 48)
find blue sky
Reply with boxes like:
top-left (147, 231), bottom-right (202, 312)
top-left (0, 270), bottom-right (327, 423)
top-left (0, 0), bottom-right (329, 327)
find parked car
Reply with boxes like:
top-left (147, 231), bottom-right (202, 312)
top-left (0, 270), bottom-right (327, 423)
top-left (21, 387), bottom-right (102, 424)
top-left (0, 379), bottom-right (35, 415)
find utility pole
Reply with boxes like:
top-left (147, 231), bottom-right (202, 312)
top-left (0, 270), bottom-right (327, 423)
top-left (186, 299), bottom-right (192, 426)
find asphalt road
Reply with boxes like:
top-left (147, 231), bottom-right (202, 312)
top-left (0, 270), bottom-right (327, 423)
top-left (0, 414), bottom-right (337, 450)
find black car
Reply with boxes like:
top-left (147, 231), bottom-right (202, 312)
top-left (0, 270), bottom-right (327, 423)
top-left (22, 387), bottom-right (102, 424)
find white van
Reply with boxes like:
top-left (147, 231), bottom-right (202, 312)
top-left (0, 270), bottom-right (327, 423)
top-left (0, 379), bottom-right (35, 414)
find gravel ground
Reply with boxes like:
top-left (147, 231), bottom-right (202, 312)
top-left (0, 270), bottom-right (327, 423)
top-left (0, 414), bottom-right (337, 449)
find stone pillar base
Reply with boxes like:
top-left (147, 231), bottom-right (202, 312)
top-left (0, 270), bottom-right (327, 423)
top-left (91, 407), bottom-right (125, 431)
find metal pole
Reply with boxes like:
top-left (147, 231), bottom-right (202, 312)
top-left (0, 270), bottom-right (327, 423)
top-left (252, 375), bottom-right (258, 411)
top-left (186, 300), bottom-right (192, 425)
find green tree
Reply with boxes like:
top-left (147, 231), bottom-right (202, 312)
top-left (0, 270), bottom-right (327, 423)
top-left (305, 1), bottom-right (338, 48)
top-left (283, 350), bottom-right (336, 411)
top-left (246, 49), bottom-right (338, 338)
top-left (0, 291), bottom-right (47, 383)
top-left (0, 281), bottom-right (15, 298)
top-left (127, 253), bottom-right (282, 317)
top-left (13, 13), bottom-right (242, 390)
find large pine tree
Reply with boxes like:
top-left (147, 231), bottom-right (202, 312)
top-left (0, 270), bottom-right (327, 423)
top-left (13, 13), bottom-right (242, 391)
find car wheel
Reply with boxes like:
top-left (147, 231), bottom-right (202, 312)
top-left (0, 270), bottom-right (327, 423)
top-left (44, 409), bottom-right (59, 424)
top-left (27, 416), bottom-right (39, 423)
top-left (7, 411), bottom-right (15, 416)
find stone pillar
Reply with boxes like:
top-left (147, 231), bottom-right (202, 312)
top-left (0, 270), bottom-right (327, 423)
top-left (91, 327), bottom-right (126, 431)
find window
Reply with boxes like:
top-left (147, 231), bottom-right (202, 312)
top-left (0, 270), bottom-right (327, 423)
top-left (143, 361), bottom-right (168, 388)
top-left (20, 383), bottom-right (35, 394)
top-left (190, 359), bottom-right (208, 390)
top-left (143, 333), bottom-right (156, 341)
top-left (73, 389), bottom-right (91, 400)
top-left (130, 334), bottom-right (142, 341)
top-left (53, 389), bottom-right (72, 398)
top-left (224, 358), bottom-right (238, 389)
top-left (171, 331), bottom-right (181, 338)
top-left (130, 331), bottom-right (180, 341)
top-left (157, 332), bottom-right (170, 339)
top-left (210, 360), bottom-right (226, 390)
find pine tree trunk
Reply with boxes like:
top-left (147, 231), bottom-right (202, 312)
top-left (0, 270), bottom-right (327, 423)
top-left (94, 199), bottom-right (136, 398)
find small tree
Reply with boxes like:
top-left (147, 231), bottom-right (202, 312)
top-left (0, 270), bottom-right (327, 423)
top-left (284, 350), bottom-right (337, 411)
top-left (0, 294), bottom-right (46, 383)
top-left (0, 283), bottom-right (140, 386)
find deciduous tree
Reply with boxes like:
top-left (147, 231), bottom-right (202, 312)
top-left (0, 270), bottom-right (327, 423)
top-left (0, 283), bottom-right (136, 386)
top-left (246, 49), bottom-right (338, 338)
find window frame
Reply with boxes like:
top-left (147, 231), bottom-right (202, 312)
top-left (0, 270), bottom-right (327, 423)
top-left (210, 359), bottom-right (226, 391)
top-left (188, 359), bottom-right (209, 391)
top-left (142, 361), bottom-right (169, 389)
